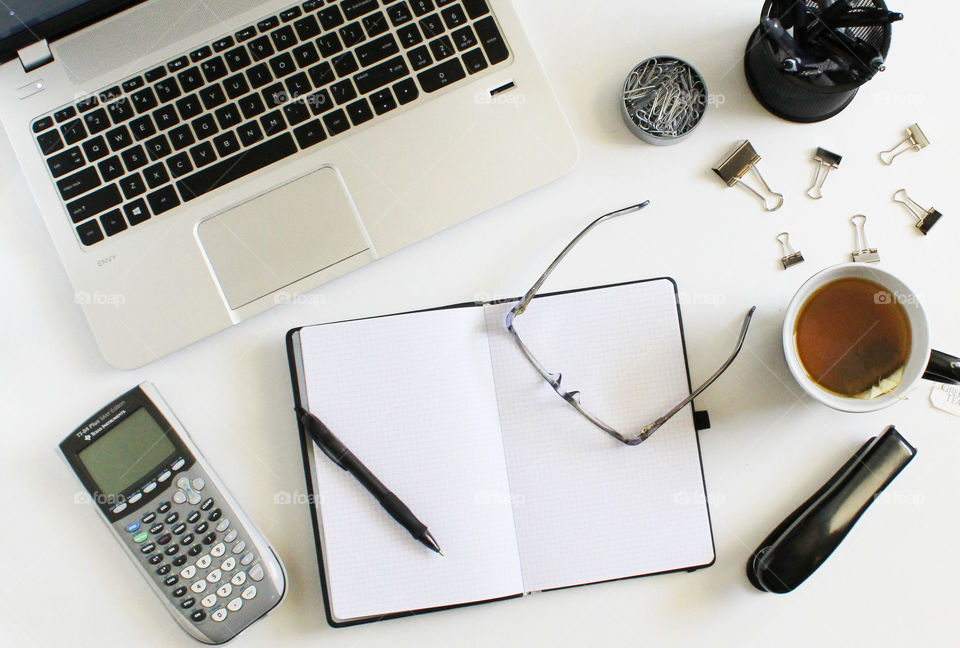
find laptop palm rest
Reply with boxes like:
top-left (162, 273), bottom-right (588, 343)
top-left (198, 167), bottom-right (372, 310)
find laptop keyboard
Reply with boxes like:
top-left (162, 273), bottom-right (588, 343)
top-left (30, 0), bottom-right (509, 247)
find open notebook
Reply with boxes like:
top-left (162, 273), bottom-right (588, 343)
top-left (287, 278), bottom-right (715, 626)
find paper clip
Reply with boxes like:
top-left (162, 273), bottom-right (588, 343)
top-left (712, 140), bottom-right (784, 212)
top-left (806, 148), bottom-right (842, 199)
top-left (850, 215), bottom-right (880, 263)
top-left (776, 233), bottom-right (804, 269)
top-left (893, 189), bottom-right (942, 235)
top-left (879, 123), bottom-right (930, 165)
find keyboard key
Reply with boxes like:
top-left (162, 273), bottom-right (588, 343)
top-left (283, 101), bottom-right (310, 125)
top-left (293, 119), bottom-right (327, 148)
top-left (452, 26), bottom-right (477, 51)
top-left (107, 99), bottom-right (135, 123)
top-left (269, 52), bottom-right (296, 78)
top-left (271, 26), bottom-right (297, 51)
top-left (37, 129), bottom-right (64, 154)
top-left (462, 47), bottom-right (487, 74)
top-left (363, 12), bottom-right (389, 37)
top-left (257, 16), bottom-right (279, 32)
top-left (214, 104), bottom-right (242, 129)
top-left (339, 22), bottom-right (365, 47)
top-left (441, 5), bottom-right (467, 28)
top-left (76, 220), bottom-right (104, 246)
top-left (342, 0), bottom-right (379, 20)
top-left (168, 56), bottom-right (189, 72)
top-left (237, 121), bottom-right (264, 146)
top-left (247, 63), bottom-right (273, 89)
top-left (333, 51), bottom-right (359, 76)
top-left (419, 14), bottom-right (444, 38)
top-left (474, 16), bottom-right (508, 64)
top-left (330, 80), bottom-right (357, 105)
top-left (54, 106), bottom-right (77, 122)
top-left (235, 26), bottom-right (257, 42)
top-left (308, 62), bottom-right (334, 87)
top-left (292, 42), bottom-right (320, 68)
top-left (281, 7), bottom-right (302, 22)
top-left (356, 34), bottom-right (399, 67)
top-left (393, 78), bottom-right (419, 104)
top-left (77, 96), bottom-right (99, 112)
top-left (213, 36), bottom-right (235, 52)
top-left (316, 33), bottom-right (343, 58)
top-left (417, 57), bottom-right (465, 92)
top-left (407, 46), bottom-right (431, 70)
top-left (57, 167), bottom-right (100, 201)
top-left (166, 152), bottom-right (193, 178)
top-left (192, 114), bottom-right (218, 139)
top-left (169, 125), bottom-right (195, 150)
top-left (189, 141), bottom-right (216, 168)
top-left (144, 163), bottom-right (170, 188)
top-left (33, 116), bottom-right (54, 132)
top-left (225, 46), bottom-right (252, 72)
top-left (100, 209), bottom-right (127, 236)
top-left (131, 88), bottom-right (159, 113)
top-left (285, 72), bottom-right (311, 98)
top-left (153, 104), bottom-right (180, 130)
top-left (122, 145), bottom-right (149, 170)
top-left (260, 110), bottom-right (285, 135)
top-left (307, 89), bottom-right (333, 114)
top-left (317, 6), bottom-right (345, 30)
top-left (61, 119), bottom-right (87, 145)
top-left (302, 0), bottom-right (323, 11)
top-left (223, 73), bottom-right (250, 99)
top-left (176, 94), bottom-right (203, 119)
top-left (354, 56), bottom-right (409, 94)
top-left (410, 0), bottom-right (435, 17)
top-left (190, 46), bottom-right (212, 63)
top-left (82, 136), bottom-right (109, 161)
top-left (100, 86), bottom-right (122, 103)
top-left (248, 36), bottom-right (275, 61)
top-left (200, 85), bottom-right (227, 110)
top-left (369, 88), bottom-right (397, 114)
top-left (346, 98), bottom-right (374, 125)
top-left (201, 57), bottom-right (228, 83)
top-left (397, 24), bottom-right (423, 48)
top-left (177, 133), bottom-right (297, 201)
top-left (213, 131), bottom-right (240, 157)
top-left (130, 116), bottom-right (157, 140)
top-left (124, 198), bottom-right (150, 225)
top-left (461, 0), bottom-right (489, 19)
top-left (145, 135), bottom-right (172, 160)
top-left (178, 67), bottom-right (204, 92)
top-left (147, 185), bottom-right (181, 215)
top-left (67, 184), bottom-right (122, 222)
top-left (98, 155), bottom-right (125, 181)
top-left (239, 94), bottom-right (267, 119)
top-left (84, 108), bottom-right (111, 134)
top-left (119, 173), bottom-right (147, 199)
top-left (429, 36), bottom-right (455, 61)
top-left (47, 147), bottom-right (84, 177)
top-left (294, 15), bottom-right (321, 41)
top-left (154, 79), bottom-right (181, 103)
top-left (144, 66), bottom-right (167, 82)
top-left (105, 126), bottom-right (132, 152)
top-left (387, 2), bottom-right (413, 26)
top-left (323, 108), bottom-right (351, 135)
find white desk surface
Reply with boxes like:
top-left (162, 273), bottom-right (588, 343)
top-left (2, 1), bottom-right (957, 646)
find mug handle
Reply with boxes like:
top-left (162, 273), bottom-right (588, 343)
top-left (924, 350), bottom-right (960, 385)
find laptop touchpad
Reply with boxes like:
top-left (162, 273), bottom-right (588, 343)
top-left (198, 167), bottom-right (371, 310)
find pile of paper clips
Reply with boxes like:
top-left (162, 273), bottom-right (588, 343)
top-left (621, 57), bottom-right (707, 144)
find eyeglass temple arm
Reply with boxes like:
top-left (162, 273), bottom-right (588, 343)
top-left (627, 306), bottom-right (757, 445)
top-left (511, 202), bottom-right (651, 316)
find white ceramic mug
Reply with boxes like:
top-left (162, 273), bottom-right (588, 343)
top-left (782, 263), bottom-right (960, 412)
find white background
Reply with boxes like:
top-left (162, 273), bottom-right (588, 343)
top-left (2, 0), bottom-right (958, 646)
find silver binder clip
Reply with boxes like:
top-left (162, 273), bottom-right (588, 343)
top-left (712, 140), bottom-right (784, 212)
top-left (879, 123), bottom-right (930, 165)
top-left (893, 189), bottom-right (942, 235)
top-left (850, 215), bottom-right (880, 263)
top-left (806, 148), bottom-right (842, 199)
top-left (776, 232), bottom-right (804, 269)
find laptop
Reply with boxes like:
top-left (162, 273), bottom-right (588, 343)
top-left (0, 0), bottom-right (577, 368)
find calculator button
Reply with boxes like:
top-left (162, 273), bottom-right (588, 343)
top-left (190, 581), bottom-right (207, 594)
top-left (195, 522), bottom-right (209, 534)
top-left (149, 524), bottom-right (164, 534)
top-left (157, 564), bottom-right (171, 576)
top-left (220, 557), bottom-right (236, 572)
top-left (180, 533), bottom-right (195, 546)
top-left (111, 502), bottom-right (127, 514)
top-left (236, 544), bottom-right (250, 558)
top-left (149, 554), bottom-right (163, 565)
top-left (210, 543), bottom-right (226, 558)
top-left (171, 458), bottom-right (186, 471)
top-left (201, 498), bottom-right (215, 511)
top-left (216, 519), bottom-right (230, 533)
top-left (208, 509), bottom-right (222, 522)
top-left (164, 545), bottom-right (180, 555)
top-left (127, 492), bottom-right (143, 504)
top-left (165, 512), bottom-right (180, 524)
top-left (211, 608), bottom-right (228, 622)
top-left (196, 555), bottom-right (212, 569)
top-left (187, 511), bottom-right (201, 524)
top-left (176, 477), bottom-right (190, 490)
top-left (206, 569), bottom-right (222, 583)
top-left (231, 571), bottom-right (246, 586)
top-left (190, 610), bottom-right (206, 623)
top-left (191, 478), bottom-right (205, 491)
top-left (163, 575), bottom-right (178, 587)
top-left (201, 593), bottom-right (217, 608)
top-left (141, 543), bottom-right (156, 554)
top-left (157, 470), bottom-right (172, 483)
top-left (133, 531), bottom-right (149, 543)
top-left (173, 523), bottom-right (187, 535)
top-left (157, 534), bottom-right (172, 545)
top-left (125, 521), bottom-right (141, 533)
top-left (181, 597), bottom-right (196, 609)
top-left (142, 482), bottom-right (157, 494)
top-left (227, 597), bottom-right (243, 612)
top-left (157, 501), bottom-right (172, 513)
top-left (141, 512), bottom-right (156, 523)
top-left (173, 586), bottom-right (187, 598)
top-left (241, 585), bottom-right (257, 600)
top-left (173, 491), bottom-right (187, 504)
top-left (188, 545), bottom-right (203, 556)
top-left (216, 583), bottom-right (232, 598)
top-left (224, 529), bottom-right (238, 543)
top-left (203, 533), bottom-right (217, 545)
top-left (172, 555), bottom-right (187, 567)
top-left (249, 564), bottom-right (264, 582)
top-left (188, 491), bottom-right (202, 505)
top-left (180, 565), bottom-right (197, 579)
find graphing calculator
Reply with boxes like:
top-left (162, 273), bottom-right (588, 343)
top-left (60, 383), bottom-right (286, 644)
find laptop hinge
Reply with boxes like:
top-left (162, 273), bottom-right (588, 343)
top-left (19, 40), bottom-right (54, 73)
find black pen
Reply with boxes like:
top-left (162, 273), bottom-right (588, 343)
top-left (295, 407), bottom-right (443, 555)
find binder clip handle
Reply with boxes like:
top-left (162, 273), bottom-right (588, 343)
top-left (879, 123), bottom-right (930, 166)
top-left (893, 189), bottom-right (942, 235)
top-left (851, 214), bottom-right (880, 263)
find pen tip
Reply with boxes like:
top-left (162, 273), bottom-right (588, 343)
top-left (438, 550), bottom-right (444, 557)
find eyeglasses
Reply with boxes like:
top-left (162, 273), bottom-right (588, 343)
top-left (505, 201), bottom-right (756, 446)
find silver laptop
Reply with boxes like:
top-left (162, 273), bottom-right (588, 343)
top-left (0, 0), bottom-right (577, 368)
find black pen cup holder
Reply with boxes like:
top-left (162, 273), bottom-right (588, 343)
top-left (745, 0), bottom-right (892, 123)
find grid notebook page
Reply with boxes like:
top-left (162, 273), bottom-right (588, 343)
top-left (298, 307), bottom-right (523, 622)
top-left (483, 280), bottom-right (714, 593)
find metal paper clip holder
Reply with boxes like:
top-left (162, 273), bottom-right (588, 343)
top-left (807, 148), bottom-right (842, 199)
top-left (879, 123), bottom-right (929, 165)
top-left (893, 189), bottom-right (942, 235)
top-left (713, 140), bottom-right (784, 212)
top-left (776, 233), bottom-right (804, 269)
top-left (851, 215), bottom-right (880, 263)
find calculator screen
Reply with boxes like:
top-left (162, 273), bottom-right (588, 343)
top-left (78, 407), bottom-right (175, 496)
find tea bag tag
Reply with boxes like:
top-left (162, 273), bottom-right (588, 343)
top-left (930, 384), bottom-right (960, 417)
top-left (851, 215), bottom-right (880, 263)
